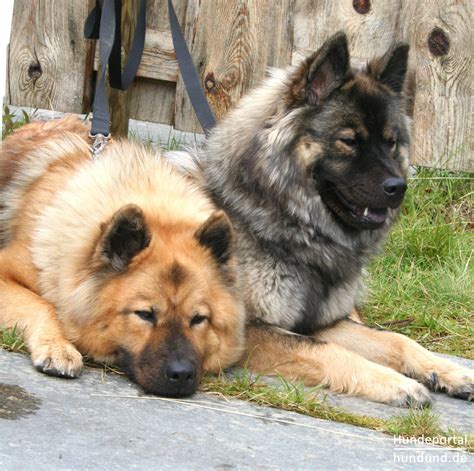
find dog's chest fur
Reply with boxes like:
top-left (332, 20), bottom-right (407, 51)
top-left (232, 220), bottom-right (367, 333)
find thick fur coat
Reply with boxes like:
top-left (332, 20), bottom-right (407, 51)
top-left (0, 117), bottom-right (245, 397)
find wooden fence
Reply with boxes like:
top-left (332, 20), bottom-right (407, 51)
top-left (6, 0), bottom-right (473, 172)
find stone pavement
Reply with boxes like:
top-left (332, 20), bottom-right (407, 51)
top-left (0, 350), bottom-right (472, 470)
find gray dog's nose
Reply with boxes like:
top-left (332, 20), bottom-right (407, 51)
top-left (383, 177), bottom-right (407, 198)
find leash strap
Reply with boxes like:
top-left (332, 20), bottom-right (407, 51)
top-left (85, 0), bottom-right (147, 137)
top-left (167, 0), bottom-right (216, 136)
top-left (85, 0), bottom-right (215, 137)
top-left (108, 0), bottom-right (147, 90)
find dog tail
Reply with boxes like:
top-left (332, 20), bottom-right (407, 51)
top-left (164, 149), bottom-right (205, 186)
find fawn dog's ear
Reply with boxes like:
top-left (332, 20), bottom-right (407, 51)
top-left (368, 44), bottom-right (410, 94)
top-left (195, 211), bottom-right (234, 265)
top-left (99, 204), bottom-right (151, 272)
top-left (289, 31), bottom-right (350, 106)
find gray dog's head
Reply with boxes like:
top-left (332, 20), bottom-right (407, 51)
top-left (184, 33), bottom-right (411, 246)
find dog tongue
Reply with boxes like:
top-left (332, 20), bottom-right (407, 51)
top-left (367, 207), bottom-right (387, 223)
top-left (353, 207), bottom-right (387, 224)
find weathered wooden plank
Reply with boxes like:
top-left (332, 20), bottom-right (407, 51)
top-left (108, 0), bottom-right (144, 137)
top-left (292, 0), bottom-right (402, 65)
top-left (7, 0), bottom-right (92, 113)
top-left (128, 0), bottom-right (187, 127)
top-left (129, 78), bottom-right (176, 125)
top-left (397, 0), bottom-right (473, 171)
top-left (94, 29), bottom-right (178, 82)
top-left (174, 0), bottom-right (294, 134)
top-left (5, 0), bottom-right (472, 171)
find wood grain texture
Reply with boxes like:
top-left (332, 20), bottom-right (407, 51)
top-left (292, 0), bottom-right (402, 66)
top-left (397, 0), bottom-right (473, 171)
top-left (174, 0), bottom-right (294, 133)
top-left (81, 0), bottom-right (98, 113)
top-left (107, 0), bottom-right (141, 137)
top-left (127, 0), bottom-right (187, 126)
top-left (5, 0), bottom-right (472, 171)
top-left (7, 0), bottom-right (92, 113)
top-left (129, 77), bottom-right (176, 124)
top-left (93, 29), bottom-right (178, 82)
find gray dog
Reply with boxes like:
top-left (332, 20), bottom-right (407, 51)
top-left (168, 32), bottom-right (473, 406)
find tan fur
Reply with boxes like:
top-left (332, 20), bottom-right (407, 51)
top-left (314, 320), bottom-right (474, 398)
top-left (295, 138), bottom-right (323, 169)
top-left (244, 324), bottom-right (431, 406)
top-left (334, 140), bottom-right (354, 154)
top-left (0, 117), bottom-right (245, 392)
top-left (337, 128), bottom-right (356, 140)
top-left (398, 143), bottom-right (410, 173)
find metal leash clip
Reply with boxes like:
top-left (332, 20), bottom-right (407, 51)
top-left (89, 132), bottom-right (111, 158)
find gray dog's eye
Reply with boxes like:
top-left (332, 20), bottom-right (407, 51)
top-left (134, 309), bottom-right (155, 323)
top-left (190, 313), bottom-right (208, 327)
top-left (338, 137), bottom-right (356, 147)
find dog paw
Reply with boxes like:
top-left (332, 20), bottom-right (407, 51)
top-left (387, 377), bottom-right (432, 408)
top-left (31, 342), bottom-right (83, 378)
top-left (426, 368), bottom-right (474, 401)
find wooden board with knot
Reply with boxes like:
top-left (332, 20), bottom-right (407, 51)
top-left (6, 0), bottom-right (473, 172)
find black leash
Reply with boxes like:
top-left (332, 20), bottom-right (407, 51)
top-left (85, 0), bottom-right (216, 145)
top-left (167, 0), bottom-right (216, 136)
top-left (85, 0), bottom-right (147, 139)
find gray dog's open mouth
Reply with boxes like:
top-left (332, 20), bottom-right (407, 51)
top-left (322, 183), bottom-right (389, 230)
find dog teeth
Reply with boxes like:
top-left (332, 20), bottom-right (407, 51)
top-left (363, 207), bottom-right (369, 217)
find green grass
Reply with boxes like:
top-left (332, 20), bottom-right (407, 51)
top-left (2, 105), bottom-right (30, 139)
top-left (203, 370), bottom-right (384, 431)
top-left (362, 168), bottom-right (473, 359)
top-left (385, 408), bottom-right (473, 452)
top-left (127, 126), bottom-right (182, 151)
top-left (0, 325), bottom-right (26, 352)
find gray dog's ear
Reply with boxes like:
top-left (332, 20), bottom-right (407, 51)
top-left (289, 31), bottom-right (350, 106)
top-left (195, 211), bottom-right (234, 265)
top-left (99, 204), bottom-right (151, 272)
top-left (368, 44), bottom-right (409, 94)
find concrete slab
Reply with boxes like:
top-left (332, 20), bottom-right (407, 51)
top-left (0, 350), bottom-right (472, 470)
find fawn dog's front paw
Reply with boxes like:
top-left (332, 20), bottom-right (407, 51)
top-left (31, 341), bottom-right (83, 378)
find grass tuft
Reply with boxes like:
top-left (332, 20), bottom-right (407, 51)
top-left (363, 167), bottom-right (474, 358)
top-left (385, 407), bottom-right (444, 438)
top-left (0, 326), bottom-right (27, 353)
top-left (386, 408), bottom-right (473, 452)
top-left (202, 370), bottom-right (385, 431)
top-left (2, 106), bottom-right (30, 139)
top-left (127, 126), bottom-right (183, 151)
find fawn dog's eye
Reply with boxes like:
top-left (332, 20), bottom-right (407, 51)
top-left (190, 313), bottom-right (208, 327)
top-left (134, 309), bottom-right (155, 323)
